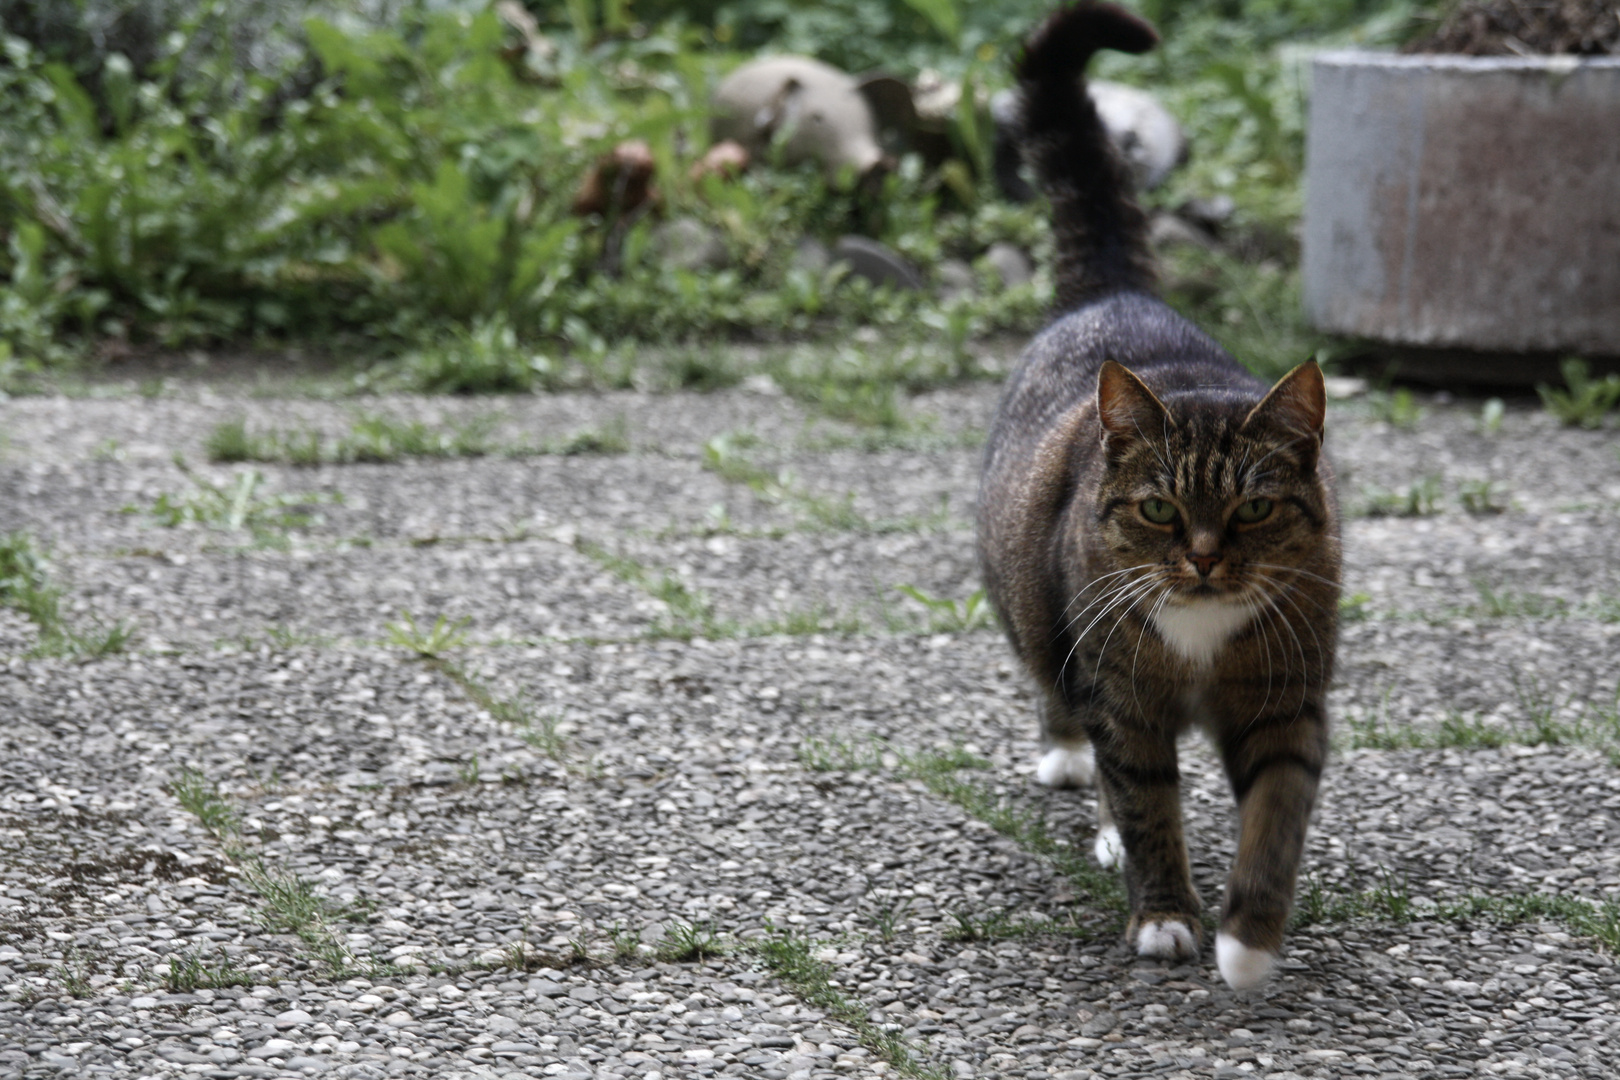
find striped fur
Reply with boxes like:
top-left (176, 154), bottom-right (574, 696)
top-left (978, 2), bottom-right (1341, 986)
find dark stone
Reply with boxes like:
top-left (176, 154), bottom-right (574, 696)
top-left (831, 236), bottom-right (923, 291)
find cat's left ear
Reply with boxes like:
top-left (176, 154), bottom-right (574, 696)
top-left (1242, 360), bottom-right (1326, 457)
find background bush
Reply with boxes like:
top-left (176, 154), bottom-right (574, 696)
top-left (0, 0), bottom-right (1427, 383)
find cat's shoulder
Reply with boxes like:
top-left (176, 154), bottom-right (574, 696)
top-left (1010, 291), bottom-right (1252, 401)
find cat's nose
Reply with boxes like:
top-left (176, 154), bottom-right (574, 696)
top-left (1187, 551), bottom-right (1222, 577)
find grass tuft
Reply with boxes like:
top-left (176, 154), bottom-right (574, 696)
top-left (385, 610), bottom-right (470, 659)
top-left (138, 463), bottom-right (338, 544)
top-left (1538, 359), bottom-right (1620, 429)
top-left (798, 735), bottom-right (1123, 919)
top-left (656, 921), bottom-right (723, 963)
top-left (164, 948), bottom-right (255, 991)
top-left (168, 767), bottom-right (240, 838)
top-left (752, 928), bottom-right (949, 1080)
top-left (1353, 475), bottom-right (1442, 518)
top-left (0, 531), bottom-right (134, 657)
top-left (894, 585), bottom-right (994, 632)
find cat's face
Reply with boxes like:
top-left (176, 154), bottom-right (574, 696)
top-left (1092, 361), bottom-right (1332, 612)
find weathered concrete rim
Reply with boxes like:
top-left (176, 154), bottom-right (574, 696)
top-left (1310, 47), bottom-right (1620, 73)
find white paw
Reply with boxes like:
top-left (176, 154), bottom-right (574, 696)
top-left (1135, 919), bottom-right (1197, 960)
top-left (1093, 825), bottom-right (1123, 868)
top-left (1216, 932), bottom-right (1275, 991)
top-left (1035, 745), bottom-right (1095, 787)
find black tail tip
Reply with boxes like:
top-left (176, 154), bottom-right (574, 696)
top-left (1017, 2), bottom-right (1159, 82)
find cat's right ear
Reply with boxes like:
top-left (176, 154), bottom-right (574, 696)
top-left (1097, 360), bottom-right (1170, 453)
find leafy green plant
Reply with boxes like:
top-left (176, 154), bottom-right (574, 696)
top-left (0, 531), bottom-right (133, 657)
top-left (1371, 386), bottom-right (1423, 428)
top-left (168, 767), bottom-right (239, 838)
top-left (400, 318), bottom-right (562, 395)
top-left (550, 416), bottom-right (631, 456)
top-left (1355, 476), bottom-right (1442, 518)
top-left (53, 948), bottom-right (93, 998)
top-left (385, 611), bottom-right (470, 659)
top-left (1538, 359), bottom-right (1620, 428)
top-left (1337, 591), bottom-right (1372, 622)
top-left (752, 927), bottom-right (949, 1080)
top-left (1470, 582), bottom-right (1567, 619)
top-left (895, 585), bottom-right (993, 632)
top-left (1458, 479), bottom-right (1507, 515)
top-left (140, 465), bottom-right (337, 540)
top-left (656, 920), bottom-right (723, 962)
top-left (1478, 397), bottom-right (1505, 435)
top-left (608, 922), bottom-right (643, 961)
top-left (164, 948), bottom-right (255, 991)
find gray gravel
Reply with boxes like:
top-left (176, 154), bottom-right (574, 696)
top-left (1, 377), bottom-right (1617, 1079)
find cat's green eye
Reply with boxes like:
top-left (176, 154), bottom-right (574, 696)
top-left (1140, 498), bottom-right (1179, 525)
top-left (1234, 498), bottom-right (1274, 524)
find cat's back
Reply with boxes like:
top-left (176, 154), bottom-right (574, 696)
top-left (984, 291), bottom-right (1260, 480)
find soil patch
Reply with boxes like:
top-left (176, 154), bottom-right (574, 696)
top-left (1406, 0), bottom-right (1619, 55)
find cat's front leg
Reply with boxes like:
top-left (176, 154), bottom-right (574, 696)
top-left (1035, 694), bottom-right (1096, 787)
top-left (1214, 702), bottom-right (1328, 990)
top-left (1089, 732), bottom-right (1202, 960)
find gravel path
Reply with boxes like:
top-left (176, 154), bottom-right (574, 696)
top-left (1, 374), bottom-right (1617, 1079)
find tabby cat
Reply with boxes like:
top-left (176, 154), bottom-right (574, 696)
top-left (977, 2), bottom-right (1341, 990)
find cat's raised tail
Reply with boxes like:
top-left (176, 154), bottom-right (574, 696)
top-left (1016, 2), bottom-right (1159, 311)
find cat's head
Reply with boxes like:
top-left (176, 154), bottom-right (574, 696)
top-left (1092, 360), bottom-right (1335, 607)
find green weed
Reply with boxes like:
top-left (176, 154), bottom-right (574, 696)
top-left (385, 611), bottom-right (470, 659)
top-left (574, 538), bottom-right (731, 639)
top-left (1458, 479), bottom-right (1508, 515)
top-left (207, 412), bottom-right (502, 465)
top-left (1296, 872), bottom-right (1620, 953)
top-left (1337, 592), bottom-right (1372, 622)
top-left (168, 763), bottom-right (368, 977)
top-left (1434, 711), bottom-right (1512, 750)
top-left (798, 734), bottom-right (1121, 916)
top-left (1538, 359), bottom-right (1620, 429)
top-left (871, 897), bottom-right (914, 945)
top-left (1469, 582), bottom-right (1567, 619)
top-left (168, 767), bottom-right (239, 838)
top-left (401, 319), bottom-right (563, 394)
top-left (53, 949), bottom-right (93, 998)
top-left (0, 531), bottom-right (134, 657)
top-left (894, 585), bottom-right (993, 632)
top-left (1370, 387), bottom-right (1423, 428)
top-left (1354, 475), bottom-right (1442, 518)
top-left (608, 923), bottom-right (643, 962)
top-left (1478, 397), bottom-right (1505, 435)
top-left (1341, 688), bottom-right (1418, 750)
top-left (656, 921), bottom-right (723, 963)
top-left (140, 465), bottom-right (337, 541)
top-left (798, 735), bottom-right (889, 773)
top-left (752, 928), bottom-right (949, 1080)
top-left (548, 416), bottom-right (631, 456)
top-left (164, 948), bottom-right (255, 992)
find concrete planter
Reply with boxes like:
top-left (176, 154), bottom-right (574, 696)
top-left (1302, 51), bottom-right (1620, 362)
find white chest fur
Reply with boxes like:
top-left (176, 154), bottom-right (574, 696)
top-left (1150, 600), bottom-right (1255, 666)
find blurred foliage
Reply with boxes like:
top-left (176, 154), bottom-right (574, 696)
top-left (0, 0), bottom-right (1428, 384)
